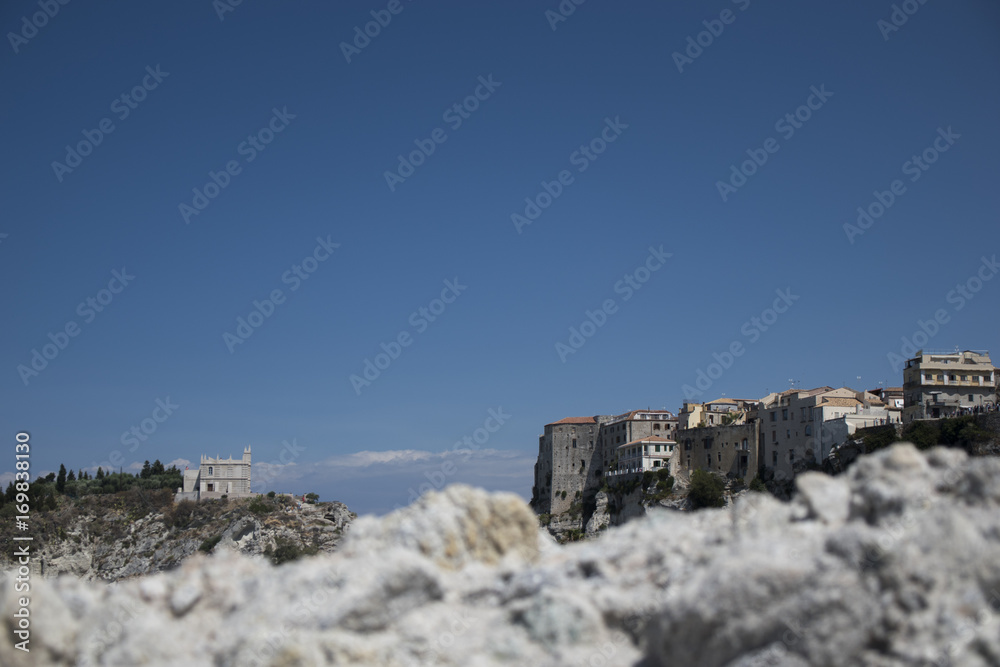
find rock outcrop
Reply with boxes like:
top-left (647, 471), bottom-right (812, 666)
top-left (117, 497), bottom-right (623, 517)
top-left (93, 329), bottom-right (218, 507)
top-left (4, 444), bottom-right (1000, 666)
top-left (0, 493), bottom-right (354, 581)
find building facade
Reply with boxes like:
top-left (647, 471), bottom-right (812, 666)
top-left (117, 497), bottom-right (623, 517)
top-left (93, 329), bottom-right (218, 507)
top-left (613, 436), bottom-right (677, 474)
top-left (175, 447), bottom-right (252, 502)
top-left (902, 350), bottom-right (996, 422)
top-left (675, 422), bottom-right (759, 483)
top-left (531, 410), bottom-right (675, 514)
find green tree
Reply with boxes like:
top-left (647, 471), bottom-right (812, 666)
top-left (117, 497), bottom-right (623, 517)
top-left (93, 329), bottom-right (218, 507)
top-left (67, 469), bottom-right (76, 482)
top-left (305, 492), bottom-right (319, 504)
top-left (5, 482), bottom-right (15, 502)
top-left (688, 469), bottom-right (726, 509)
top-left (96, 467), bottom-right (105, 480)
top-left (141, 461), bottom-right (152, 479)
top-left (150, 460), bottom-right (165, 476)
top-left (56, 464), bottom-right (67, 493)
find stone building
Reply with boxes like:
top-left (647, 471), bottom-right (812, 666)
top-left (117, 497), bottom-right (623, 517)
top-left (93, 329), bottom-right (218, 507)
top-left (531, 410), bottom-right (675, 515)
top-left (902, 350), bottom-right (996, 422)
top-left (175, 447), bottom-right (252, 502)
top-left (531, 416), bottom-right (608, 515)
top-left (675, 422), bottom-right (758, 483)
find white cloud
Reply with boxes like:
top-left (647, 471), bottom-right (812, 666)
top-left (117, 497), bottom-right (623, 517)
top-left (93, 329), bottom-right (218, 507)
top-left (249, 447), bottom-right (536, 515)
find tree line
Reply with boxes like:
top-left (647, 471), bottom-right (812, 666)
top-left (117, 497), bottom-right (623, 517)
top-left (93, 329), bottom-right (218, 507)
top-left (1, 460), bottom-right (182, 513)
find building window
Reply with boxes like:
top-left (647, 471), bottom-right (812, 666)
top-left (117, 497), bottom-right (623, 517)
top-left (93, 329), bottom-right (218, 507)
top-left (805, 424), bottom-right (812, 436)
top-left (969, 394), bottom-right (974, 402)
top-left (789, 451), bottom-right (795, 463)
top-left (772, 431), bottom-right (776, 442)
top-left (782, 409), bottom-right (788, 420)
top-left (653, 423), bottom-right (661, 430)
top-left (718, 452), bottom-right (722, 462)
top-left (771, 412), bottom-right (776, 422)
top-left (208, 466), bottom-right (213, 475)
top-left (572, 439), bottom-right (577, 448)
top-left (773, 451), bottom-right (778, 465)
top-left (786, 429), bottom-right (791, 439)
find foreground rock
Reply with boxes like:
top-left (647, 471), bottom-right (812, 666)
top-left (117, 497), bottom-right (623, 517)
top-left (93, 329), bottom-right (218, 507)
top-left (4, 444), bottom-right (1000, 666)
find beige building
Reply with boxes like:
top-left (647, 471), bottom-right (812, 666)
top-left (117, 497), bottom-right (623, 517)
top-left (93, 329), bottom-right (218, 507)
top-left (760, 387), bottom-right (893, 478)
top-left (175, 447), bottom-right (252, 501)
top-left (902, 350), bottom-right (996, 422)
top-left (677, 398), bottom-right (756, 429)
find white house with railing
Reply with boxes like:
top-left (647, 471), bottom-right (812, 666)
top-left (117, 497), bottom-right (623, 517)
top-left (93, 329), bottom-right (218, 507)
top-left (611, 436), bottom-right (677, 475)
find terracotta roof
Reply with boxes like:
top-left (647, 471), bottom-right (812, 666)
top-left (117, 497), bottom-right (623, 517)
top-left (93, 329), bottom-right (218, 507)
top-left (818, 397), bottom-right (861, 407)
top-left (547, 416), bottom-right (599, 426)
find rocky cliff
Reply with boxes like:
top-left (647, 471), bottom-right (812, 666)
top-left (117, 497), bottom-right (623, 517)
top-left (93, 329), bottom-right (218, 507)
top-left (4, 443), bottom-right (1000, 665)
top-left (0, 490), bottom-right (354, 581)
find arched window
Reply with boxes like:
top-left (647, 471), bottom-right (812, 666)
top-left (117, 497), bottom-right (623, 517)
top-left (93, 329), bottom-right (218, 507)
top-left (208, 466), bottom-right (213, 475)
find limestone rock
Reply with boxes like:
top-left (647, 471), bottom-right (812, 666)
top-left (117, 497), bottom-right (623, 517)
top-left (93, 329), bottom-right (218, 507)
top-left (4, 445), bottom-right (1000, 666)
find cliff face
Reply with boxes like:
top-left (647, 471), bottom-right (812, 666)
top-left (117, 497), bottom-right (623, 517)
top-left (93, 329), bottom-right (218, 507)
top-left (6, 444), bottom-right (1000, 666)
top-left (0, 491), bottom-right (355, 581)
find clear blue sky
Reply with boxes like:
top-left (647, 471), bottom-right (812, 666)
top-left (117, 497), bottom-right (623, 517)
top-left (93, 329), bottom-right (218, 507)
top-left (2, 0), bottom-right (998, 514)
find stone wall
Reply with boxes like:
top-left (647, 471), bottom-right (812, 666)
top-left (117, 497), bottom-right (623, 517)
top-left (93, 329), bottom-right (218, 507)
top-left (675, 422), bottom-right (759, 483)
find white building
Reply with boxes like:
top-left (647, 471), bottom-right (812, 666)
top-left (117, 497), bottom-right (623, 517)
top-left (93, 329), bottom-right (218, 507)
top-left (612, 436), bottom-right (677, 474)
top-left (175, 447), bottom-right (252, 501)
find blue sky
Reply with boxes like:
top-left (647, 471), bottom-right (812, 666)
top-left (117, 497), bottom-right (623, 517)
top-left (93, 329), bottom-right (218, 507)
top-left (2, 0), bottom-right (998, 514)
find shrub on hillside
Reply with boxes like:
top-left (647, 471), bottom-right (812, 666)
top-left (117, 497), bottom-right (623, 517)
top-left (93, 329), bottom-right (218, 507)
top-left (688, 469), bottom-right (726, 509)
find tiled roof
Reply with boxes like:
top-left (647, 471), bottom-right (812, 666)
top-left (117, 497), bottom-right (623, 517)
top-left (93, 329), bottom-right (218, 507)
top-left (547, 416), bottom-right (599, 426)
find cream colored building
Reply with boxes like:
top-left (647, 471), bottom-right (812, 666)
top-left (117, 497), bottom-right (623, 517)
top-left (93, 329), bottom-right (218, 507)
top-left (902, 350), bottom-right (996, 422)
top-left (175, 446), bottom-right (252, 501)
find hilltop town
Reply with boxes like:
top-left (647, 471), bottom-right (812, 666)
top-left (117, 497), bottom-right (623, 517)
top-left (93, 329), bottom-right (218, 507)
top-left (531, 348), bottom-right (999, 536)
